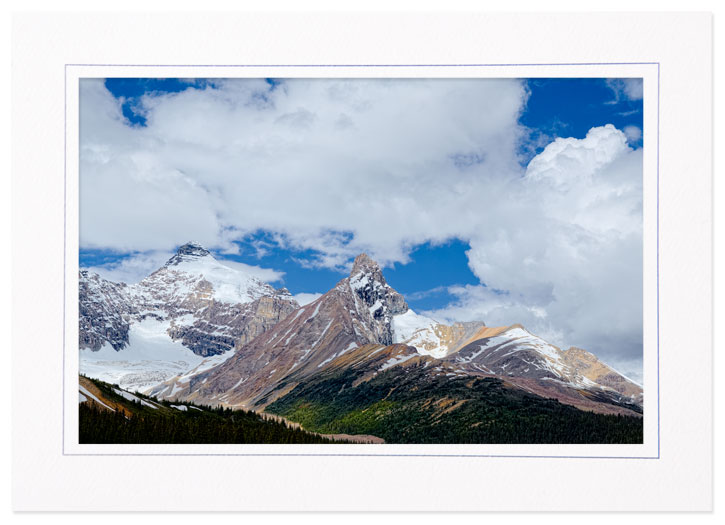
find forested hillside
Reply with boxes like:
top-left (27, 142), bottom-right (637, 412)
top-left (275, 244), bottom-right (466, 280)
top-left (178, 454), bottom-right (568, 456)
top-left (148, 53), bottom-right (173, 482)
top-left (79, 376), bottom-right (350, 444)
top-left (266, 365), bottom-right (644, 444)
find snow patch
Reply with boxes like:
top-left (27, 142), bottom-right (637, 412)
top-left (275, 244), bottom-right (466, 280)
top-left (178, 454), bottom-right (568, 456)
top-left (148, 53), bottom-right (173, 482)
top-left (112, 387), bottom-right (159, 409)
top-left (339, 342), bottom-right (358, 355)
top-left (79, 385), bottom-right (114, 411)
top-left (380, 353), bottom-right (416, 371)
top-left (392, 310), bottom-right (448, 358)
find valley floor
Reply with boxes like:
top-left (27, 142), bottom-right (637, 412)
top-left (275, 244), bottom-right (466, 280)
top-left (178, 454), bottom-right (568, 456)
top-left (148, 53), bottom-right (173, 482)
top-left (258, 411), bottom-right (385, 444)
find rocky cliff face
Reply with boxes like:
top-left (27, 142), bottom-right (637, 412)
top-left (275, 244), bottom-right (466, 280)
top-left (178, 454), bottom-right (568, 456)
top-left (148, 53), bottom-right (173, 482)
top-left (348, 253), bottom-right (409, 345)
top-left (79, 270), bottom-right (134, 351)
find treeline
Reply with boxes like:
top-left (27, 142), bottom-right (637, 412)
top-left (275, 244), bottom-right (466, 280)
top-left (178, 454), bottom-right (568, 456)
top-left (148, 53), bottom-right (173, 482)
top-left (267, 366), bottom-right (644, 444)
top-left (79, 379), bottom-right (346, 444)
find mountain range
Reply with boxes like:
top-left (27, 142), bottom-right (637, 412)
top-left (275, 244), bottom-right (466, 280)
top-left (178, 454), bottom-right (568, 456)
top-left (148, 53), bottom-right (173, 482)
top-left (79, 242), bottom-right (643, 443)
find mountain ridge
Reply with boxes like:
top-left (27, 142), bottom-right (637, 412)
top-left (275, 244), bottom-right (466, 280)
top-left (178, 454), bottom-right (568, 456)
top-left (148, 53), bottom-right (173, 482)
top-left (138, 244), bottom-right (642, 416)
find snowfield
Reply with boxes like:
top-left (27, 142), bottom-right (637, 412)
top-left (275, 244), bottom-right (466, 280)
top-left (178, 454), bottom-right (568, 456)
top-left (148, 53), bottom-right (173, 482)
top-left (160, 255), bottom-right (276, 305)
top-left (392, 310), bottom-right (448, 358)
top-left (80, 317), bottom-right (213, 392)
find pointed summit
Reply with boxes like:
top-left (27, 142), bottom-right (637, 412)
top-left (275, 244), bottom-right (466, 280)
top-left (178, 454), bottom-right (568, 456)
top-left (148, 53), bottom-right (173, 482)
top-left (350, 253), bottom-right (381, 277)
top-left (165, 242), bottom-right (212, 266)
top-left (176, 242), bottom-right (211, 257)
top-left (347, 253), bottom-right (408, 338)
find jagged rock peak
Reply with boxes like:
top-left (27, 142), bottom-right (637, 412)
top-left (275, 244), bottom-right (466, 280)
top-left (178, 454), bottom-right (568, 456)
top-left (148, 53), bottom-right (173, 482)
top-left (347, 253), bottom-right (408, 341)
top-left (350, 253), bottom-right (380, 276)
top-left (165, 242), bottom-right (212, 266)
top-left (350, 253), bottom-right (380, 275)
top-left (276, 287), bottom-right (292, 297)
top-left (176, 241), bottom-right (211, 257)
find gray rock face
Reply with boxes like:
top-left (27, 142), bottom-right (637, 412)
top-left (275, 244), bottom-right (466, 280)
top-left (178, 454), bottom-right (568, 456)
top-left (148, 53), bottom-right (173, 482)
top-left (79, 243), bottom-right (299, 357)
top-left (164, 242), bottom-right (212, 266)
top-left (166, 294), bottom-right (298, 357)
top-left (79, 270), bottom-right (134, 351)
top-left (348, 253), bottom-right (408, 345)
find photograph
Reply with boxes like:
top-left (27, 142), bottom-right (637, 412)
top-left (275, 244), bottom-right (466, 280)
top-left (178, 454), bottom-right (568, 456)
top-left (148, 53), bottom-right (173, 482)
top-left (77, 77), bottom-right (645, 445)
top-left (10, 7), bottom-right (717, 513)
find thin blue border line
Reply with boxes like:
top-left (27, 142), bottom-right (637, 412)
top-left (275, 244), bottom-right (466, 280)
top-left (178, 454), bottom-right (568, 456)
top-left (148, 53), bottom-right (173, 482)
top-left (64, 62), bottom-right (659, 459)
top-left (66, 62), bottom-right (659, 67)
top-left (63, 453), bottom-right (658, 459)
top-left (656, 62), bottom-right (661, 459)
top-left (63, 64), bottom-right (67, 454)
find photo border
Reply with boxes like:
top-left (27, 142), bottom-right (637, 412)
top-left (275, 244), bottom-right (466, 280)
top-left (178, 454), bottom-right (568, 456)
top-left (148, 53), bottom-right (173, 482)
top-left (63, 62), bottom-right (660, 459)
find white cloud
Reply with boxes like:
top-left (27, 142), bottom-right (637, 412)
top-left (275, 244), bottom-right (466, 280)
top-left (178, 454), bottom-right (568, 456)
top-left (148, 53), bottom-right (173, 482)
top-left (426, 125), bottom-right (643, 381)
top-left (623, 124), bottom-right (642, 143)
top-left (80, 79), bottom-right (643, 378)
top-left (80, 78), bottom-right (527, 262)
top-left (292, 292), bottom-right (323, 306)
top-left (606, 78), bottom-right (643, 102)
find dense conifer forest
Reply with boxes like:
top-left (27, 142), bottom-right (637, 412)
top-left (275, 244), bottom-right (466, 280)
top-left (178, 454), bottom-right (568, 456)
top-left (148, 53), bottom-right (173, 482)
top-left (79, 377), bottom-right (347, 444)
top-left (266, 366), bottom-right (644, 444)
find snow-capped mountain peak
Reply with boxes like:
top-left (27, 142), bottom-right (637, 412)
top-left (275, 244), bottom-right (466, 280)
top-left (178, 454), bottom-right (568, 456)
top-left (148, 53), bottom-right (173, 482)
top-left (79, 242), bottom-right (300, 390)
top-left (164, 241), bottom-right (213, 266)
top-left (142, 242), bottom-right (283, 306)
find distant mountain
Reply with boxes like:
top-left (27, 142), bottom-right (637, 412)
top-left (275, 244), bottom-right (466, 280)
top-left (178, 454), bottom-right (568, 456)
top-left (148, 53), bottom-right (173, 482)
top-left (79, 242), bottom-right (298, 391)
top-left (148, 251), bottom-right (642, 420)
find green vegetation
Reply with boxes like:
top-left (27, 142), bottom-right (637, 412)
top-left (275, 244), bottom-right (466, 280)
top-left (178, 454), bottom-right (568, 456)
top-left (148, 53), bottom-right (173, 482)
top-left (79, 377), bottom-right (347, 444)
top-left (266, 365), bottom-right (644, 444)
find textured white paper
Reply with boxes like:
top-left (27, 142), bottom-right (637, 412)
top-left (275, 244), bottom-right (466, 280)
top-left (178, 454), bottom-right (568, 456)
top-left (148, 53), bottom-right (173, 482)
top-left (12, 12), bottom-right (712, 511)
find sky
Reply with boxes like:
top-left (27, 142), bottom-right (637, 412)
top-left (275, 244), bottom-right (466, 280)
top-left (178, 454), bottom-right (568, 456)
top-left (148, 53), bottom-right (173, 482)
top-left (79, 77), bottom-right (644, 381)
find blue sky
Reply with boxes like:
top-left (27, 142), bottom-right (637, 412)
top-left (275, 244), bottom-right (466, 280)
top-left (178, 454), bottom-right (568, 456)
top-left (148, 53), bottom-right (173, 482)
top-left (80, 77), bottom-right (643, 378)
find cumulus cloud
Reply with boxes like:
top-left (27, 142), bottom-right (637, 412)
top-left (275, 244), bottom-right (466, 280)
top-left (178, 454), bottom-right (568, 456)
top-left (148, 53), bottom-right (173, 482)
top-left (80, 79), bottom-right (643, 379)
top-left (623, 124), bottom-right (642, 144)
top-left (80, 78), bottom-right (527, 262)
top-left (426, 125), bottom-right (643, 381)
